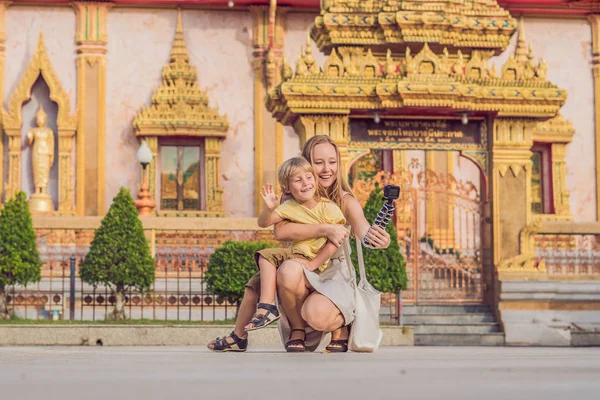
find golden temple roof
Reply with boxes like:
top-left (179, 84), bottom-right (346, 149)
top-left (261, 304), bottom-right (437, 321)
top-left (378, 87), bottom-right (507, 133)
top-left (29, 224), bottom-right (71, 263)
top-left (134, 10), bottom-right (228, 137)
top-left (267, 18), bottom-right (566, 125)
top-left (312, 0), bottom-right (518, 54)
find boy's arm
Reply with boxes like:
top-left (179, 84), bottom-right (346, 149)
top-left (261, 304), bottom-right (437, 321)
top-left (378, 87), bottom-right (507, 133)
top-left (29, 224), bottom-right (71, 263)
top-left (304, 241), bottom-right (338, 272)
top-left (257, 207), bottom-right (284, 228)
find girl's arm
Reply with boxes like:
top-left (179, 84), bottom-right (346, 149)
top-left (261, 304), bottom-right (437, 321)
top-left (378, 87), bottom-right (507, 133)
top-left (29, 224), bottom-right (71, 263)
top-left (342, 195), bottom-right (390, 249)
top-left (274, 220), bottom-right (349, 247)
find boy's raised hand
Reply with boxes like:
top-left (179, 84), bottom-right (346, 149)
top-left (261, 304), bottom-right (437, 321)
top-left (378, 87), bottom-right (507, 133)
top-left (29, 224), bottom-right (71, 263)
top-left (261, 183), bottom-right (280, 211)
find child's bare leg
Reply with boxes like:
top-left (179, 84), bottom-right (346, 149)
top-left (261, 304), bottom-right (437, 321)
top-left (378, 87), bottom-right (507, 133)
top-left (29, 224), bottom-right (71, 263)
top-left (258, 256), bottom-right (277, 305)
top-left (245, 256), bottom-right (280, 331)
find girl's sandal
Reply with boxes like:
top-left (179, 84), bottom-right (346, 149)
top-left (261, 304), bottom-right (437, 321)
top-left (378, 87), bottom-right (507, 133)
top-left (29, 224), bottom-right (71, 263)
top-left (285, 328), bottom-right (306, 353)
top-left (326, 325), bottom-right (350, 353)
top-left (325, 340), bottom-right (348, 353)
top-left (207, 331), bottom-right (248, 353)
top-left (246, 303), bottom-right (280, 331)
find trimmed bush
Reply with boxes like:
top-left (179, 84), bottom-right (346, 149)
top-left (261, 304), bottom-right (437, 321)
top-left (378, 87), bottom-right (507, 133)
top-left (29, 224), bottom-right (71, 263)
top-left (350, 186), bottom-right (408, 292)
top-left (80, 187), bottom-right (155, 320)
top-left (205, 240), bottom-right (276, 308)
top-left (0, 191), bottom-right (42, 319)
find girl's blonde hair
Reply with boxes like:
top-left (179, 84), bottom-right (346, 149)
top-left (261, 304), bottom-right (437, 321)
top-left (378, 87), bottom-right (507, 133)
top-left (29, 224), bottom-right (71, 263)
top-left (301, 135), bottom-right (354, 208)
top-left (277, 156), bottom-right (318, 196)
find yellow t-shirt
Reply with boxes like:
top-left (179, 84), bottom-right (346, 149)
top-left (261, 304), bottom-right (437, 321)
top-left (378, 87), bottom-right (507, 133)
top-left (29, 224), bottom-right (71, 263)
top-left (275, 198), bottom-right (346, 273)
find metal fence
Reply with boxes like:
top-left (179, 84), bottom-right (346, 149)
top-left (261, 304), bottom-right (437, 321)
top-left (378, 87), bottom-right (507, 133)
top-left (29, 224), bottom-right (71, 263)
top-left (6, 255), bottom-right (239, 322)
top-left (4, 228), bottom-right (404, 323)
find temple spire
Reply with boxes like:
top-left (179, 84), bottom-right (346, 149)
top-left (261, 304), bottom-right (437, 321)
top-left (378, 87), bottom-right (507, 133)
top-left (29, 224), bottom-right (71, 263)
top-left (515, 17), bottom-right (528, 63)
top-left (170, 8), bottom-right (189, 63)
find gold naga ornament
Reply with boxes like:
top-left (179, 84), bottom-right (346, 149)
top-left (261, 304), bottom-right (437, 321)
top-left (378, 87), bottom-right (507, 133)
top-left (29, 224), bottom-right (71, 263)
top-left (27, 105), bottom-right (56, 215)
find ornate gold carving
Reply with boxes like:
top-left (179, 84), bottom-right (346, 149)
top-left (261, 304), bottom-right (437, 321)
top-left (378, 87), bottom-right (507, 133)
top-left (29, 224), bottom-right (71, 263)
top-left (313, 0), bottom-right (517, 53)
top-left (1, 33), bottom-right (77, 214)
top-left (268, 35), bottom-right (566, 126)
top-left (133, 14), bottom-right (229, 137)
top-left (497, 221), bottom-right (547, 279)
top-left (133, 10), bottom-right (227, 217)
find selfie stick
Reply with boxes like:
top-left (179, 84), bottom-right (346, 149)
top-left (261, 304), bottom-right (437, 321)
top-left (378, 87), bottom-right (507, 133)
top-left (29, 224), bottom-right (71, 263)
top-left (362, 185), bottom-right (400, 248)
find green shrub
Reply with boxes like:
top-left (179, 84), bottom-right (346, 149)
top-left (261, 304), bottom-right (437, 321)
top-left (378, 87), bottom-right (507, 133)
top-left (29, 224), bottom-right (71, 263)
top-left (80, 187), bottom-right (155, 320)
top-left (205, 240), bottom-right (276, 307)
top-left (350, 186), bottom-right (407, 293)
top-left (0, 191), bottom-right (42, 319)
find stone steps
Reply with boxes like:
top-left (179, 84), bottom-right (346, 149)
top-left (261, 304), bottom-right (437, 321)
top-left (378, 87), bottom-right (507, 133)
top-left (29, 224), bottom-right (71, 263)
top-left (386, 303), bottom-right (505, 346)
top-left (416, 333), bottom-right (505, 346)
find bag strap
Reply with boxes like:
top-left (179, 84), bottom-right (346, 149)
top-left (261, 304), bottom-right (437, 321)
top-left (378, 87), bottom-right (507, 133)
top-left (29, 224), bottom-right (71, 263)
top-left (341, 236), bottom-right (367, 284)
top-left (355, 236), bottom-right (367, 283)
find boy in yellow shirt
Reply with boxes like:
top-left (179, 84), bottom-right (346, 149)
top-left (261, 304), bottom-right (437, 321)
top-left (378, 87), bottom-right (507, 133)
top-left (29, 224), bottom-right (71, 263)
top-left (244, 157), bottom-right (346, 337)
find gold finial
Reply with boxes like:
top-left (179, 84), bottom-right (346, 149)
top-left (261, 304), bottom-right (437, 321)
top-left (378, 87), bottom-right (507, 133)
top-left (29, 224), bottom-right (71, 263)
top-left (515, 17), bottom-right (528, 63)
top-left (170, 8), bottom-right (190, 62)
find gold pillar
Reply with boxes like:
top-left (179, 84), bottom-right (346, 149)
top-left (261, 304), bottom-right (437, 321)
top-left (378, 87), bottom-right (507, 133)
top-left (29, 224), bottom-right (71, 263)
top-left (589, 14), bottom-right (600, 220)
top-left (392, 150), bottom-right (405, 172)
top-left (425, 151), bottom-right (455, 248)
top-left (294, 114), bottom-right (351, 173)
top-left (73, 2), bottom-right (111, 216)
top-left (205, 137), bottom-right (224, 215)
top-left (0, 1), bottom-right (8, 203)
top-left (551, 143), bottom-right (571, 217)
top-left (491, 118), bottom-right (534, 265)
top-left (251, 6), bottom-right (285, 215)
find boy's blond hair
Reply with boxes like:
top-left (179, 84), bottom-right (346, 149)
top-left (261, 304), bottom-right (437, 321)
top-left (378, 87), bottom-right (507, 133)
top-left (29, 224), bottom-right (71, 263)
top-left (278, 157), bottom-right (319, 195)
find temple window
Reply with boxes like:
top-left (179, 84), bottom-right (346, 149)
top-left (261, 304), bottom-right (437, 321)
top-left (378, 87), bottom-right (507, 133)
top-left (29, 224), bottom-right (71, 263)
top-left (159, 143), bottom-right (205, 212)
top-left (531, 143), bottom-right (554, 214)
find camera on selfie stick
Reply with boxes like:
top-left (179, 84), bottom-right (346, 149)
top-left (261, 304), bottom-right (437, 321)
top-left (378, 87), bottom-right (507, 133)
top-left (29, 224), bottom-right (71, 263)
top-left (362, 185), bottom-right (400, 248)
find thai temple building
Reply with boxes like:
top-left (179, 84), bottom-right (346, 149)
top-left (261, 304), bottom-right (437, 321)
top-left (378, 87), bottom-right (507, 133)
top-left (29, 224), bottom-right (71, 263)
top-left (2, 0), bottom-right (600, 345)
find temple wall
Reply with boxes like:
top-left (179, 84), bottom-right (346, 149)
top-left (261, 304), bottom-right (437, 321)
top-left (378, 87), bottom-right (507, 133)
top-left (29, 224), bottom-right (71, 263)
top-left (106, 8), bottom-right (255, 216)
top-left (283, 12), bottom-right (325, 159)
top-left (1, 8), bottom-right (596, 221)
top-left (493, 17), bottom-right (595, 221)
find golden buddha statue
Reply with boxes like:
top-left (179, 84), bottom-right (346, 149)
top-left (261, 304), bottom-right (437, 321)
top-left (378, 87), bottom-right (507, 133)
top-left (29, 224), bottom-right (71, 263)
top-left (27, 105), bottom-right (55, 214)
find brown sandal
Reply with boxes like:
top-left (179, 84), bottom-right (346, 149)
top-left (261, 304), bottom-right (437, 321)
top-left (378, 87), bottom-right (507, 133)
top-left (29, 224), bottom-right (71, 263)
top-left (285, 328), bottom-right (306, 353)
top-left (326, 325), bottom-right (349, 353)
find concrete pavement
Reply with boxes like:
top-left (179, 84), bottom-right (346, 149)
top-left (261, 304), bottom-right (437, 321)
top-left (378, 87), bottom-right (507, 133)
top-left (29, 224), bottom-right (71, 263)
top-left (1, 346), bottom-right (599, 400)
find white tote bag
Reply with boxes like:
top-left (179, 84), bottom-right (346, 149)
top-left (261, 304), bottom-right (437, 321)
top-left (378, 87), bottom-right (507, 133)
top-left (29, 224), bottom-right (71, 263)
top-left (343, 238), bottom-right (383, 353)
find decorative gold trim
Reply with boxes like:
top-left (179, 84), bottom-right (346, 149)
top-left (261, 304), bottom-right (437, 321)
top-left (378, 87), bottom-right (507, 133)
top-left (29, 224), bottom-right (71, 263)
top-left (1, 33), bottom-right (77, 212)
top-left (588, 14), bottom-right (600, 221)
top-left (133, 10), bottom-right (228, 216)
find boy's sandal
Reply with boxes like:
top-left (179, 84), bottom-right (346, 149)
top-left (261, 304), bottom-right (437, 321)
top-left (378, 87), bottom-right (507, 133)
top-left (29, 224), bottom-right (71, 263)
top-left (245, 303), bottom-right (280, 331)
top-left (208, 331), bottom-right (248, 353)
top-left (285, 328), bottom-right (306, 353)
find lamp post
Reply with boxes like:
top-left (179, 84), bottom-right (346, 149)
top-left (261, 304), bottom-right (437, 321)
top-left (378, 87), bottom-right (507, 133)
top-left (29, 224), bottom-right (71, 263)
top-left (134, 141), bottom-right (156, 216)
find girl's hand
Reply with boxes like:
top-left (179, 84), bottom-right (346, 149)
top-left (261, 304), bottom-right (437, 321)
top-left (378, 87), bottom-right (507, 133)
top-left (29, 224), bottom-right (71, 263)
top-left (326, 225), bottom-right (350, 248)
top-left (260, 183), bottom-right (279, 211)
top-left (364, 225), bottom-right (390, 249)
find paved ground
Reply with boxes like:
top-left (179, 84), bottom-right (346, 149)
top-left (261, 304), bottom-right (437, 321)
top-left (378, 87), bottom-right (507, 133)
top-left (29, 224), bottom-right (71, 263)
top-left (1, 346), bottom-right (599, 400)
